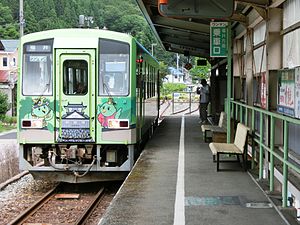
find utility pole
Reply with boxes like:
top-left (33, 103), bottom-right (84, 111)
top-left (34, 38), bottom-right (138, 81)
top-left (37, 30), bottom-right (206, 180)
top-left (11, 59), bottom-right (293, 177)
top-left (19, 0), bottom-right (24, 36)
top-left (151, 43), bottom-right (157, 56)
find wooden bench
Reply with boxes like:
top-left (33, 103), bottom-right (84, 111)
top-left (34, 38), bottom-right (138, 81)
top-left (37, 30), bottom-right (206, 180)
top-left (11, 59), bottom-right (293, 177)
top-left (208, 123), bottom-right (249, 171)
top-left (201, 112), bottom-right (226, 142)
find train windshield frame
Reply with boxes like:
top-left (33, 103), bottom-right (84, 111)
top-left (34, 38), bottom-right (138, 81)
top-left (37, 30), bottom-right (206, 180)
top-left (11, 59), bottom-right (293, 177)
top-left (22, 39), bottom-right (53, 96)
top-left (99, 39), bottom-right (130, 96)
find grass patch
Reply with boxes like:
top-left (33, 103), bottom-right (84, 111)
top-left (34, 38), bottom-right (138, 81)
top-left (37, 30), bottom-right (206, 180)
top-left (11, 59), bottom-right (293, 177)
top-left (0, 122), bottom-right (16, 133)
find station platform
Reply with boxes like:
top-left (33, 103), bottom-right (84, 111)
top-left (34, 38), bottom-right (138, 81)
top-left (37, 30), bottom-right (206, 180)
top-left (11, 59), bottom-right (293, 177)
top-left (99, 115), bottom-right (289, 225)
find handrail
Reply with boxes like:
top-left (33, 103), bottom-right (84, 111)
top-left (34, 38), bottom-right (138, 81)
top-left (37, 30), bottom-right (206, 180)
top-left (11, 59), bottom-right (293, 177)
top-left (229, 99), bottom-right (300, 208)
top-left (232, 100), bottom-right (300, 125)
top-left (171, 91), bottom-right (198, 114)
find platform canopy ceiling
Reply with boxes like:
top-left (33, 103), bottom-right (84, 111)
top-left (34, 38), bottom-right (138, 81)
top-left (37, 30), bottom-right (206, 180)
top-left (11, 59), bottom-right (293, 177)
top-left (135, 0), bottom-right (271, 58)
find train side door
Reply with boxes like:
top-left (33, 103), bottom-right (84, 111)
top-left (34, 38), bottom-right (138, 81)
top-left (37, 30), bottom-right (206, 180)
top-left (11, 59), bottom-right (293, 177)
top-left (55, 49), bottom-right (96, 143)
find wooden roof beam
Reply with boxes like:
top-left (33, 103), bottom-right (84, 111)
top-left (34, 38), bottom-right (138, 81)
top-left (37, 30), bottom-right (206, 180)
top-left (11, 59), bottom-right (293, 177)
top-left (152, 16), bottom-right (210, 34)
top-left (236, 0), bottom-right (269, 7)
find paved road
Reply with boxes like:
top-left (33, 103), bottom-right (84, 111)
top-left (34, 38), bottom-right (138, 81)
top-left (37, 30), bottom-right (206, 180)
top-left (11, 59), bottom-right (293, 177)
top-left (0, 130), bottom-right (17, 140)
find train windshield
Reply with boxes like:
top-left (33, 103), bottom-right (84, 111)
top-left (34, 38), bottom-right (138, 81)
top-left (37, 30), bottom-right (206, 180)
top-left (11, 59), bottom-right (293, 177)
top-left (99, 39), bottom-right (129, 96)
top-left (63, 60), bottom-right (88, 95)
top-left (22, 39), bottom-right (53, 96)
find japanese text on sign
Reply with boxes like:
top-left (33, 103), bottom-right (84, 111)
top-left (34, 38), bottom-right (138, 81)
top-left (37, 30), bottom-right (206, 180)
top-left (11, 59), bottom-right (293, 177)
top-left (210, 22), bottom-right (228, 57)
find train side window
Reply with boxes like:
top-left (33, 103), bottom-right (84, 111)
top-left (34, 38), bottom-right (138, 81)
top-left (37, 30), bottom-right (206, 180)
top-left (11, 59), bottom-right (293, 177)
top-left (22, 39), bottom-right (53, 96)
top-left (99, 39), bottom-right (130, 96)
top-left (63, 60), bottom-right (88, 95)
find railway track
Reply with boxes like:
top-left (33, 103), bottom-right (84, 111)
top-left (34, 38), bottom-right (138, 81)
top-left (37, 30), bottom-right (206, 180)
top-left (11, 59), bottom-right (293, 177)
top-left (8, 183), bottom-right (106, 225)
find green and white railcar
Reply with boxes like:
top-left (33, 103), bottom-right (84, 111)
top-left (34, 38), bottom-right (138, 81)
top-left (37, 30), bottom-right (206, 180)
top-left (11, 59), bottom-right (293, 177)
top-left (18, 29), bottom-right (159, 183)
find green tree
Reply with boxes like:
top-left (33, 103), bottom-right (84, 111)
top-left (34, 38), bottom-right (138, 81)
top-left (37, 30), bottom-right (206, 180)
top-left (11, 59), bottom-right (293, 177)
top-left (159, 61), bottom-right (168, 81)
top-left (0, 2), bottom-right (13, 25)
top-left (55, 0), bottom-right (65, 17)
top-left (62, 1), bottom-right (78, 28)
top-left (0, 92), bottom-right (10, 119)
top-left (0, 24), bottom-right (18, 39)
top-left (0, 2), bottom-right (18, 38)
top-left (189, 58), bottom-right (211, 83)
top-left (24, 2), bottom-right (40, 34)
top-left (0, 0), bottom-right (19, 20)
top-left (27, 0), bottom-right (45, 21)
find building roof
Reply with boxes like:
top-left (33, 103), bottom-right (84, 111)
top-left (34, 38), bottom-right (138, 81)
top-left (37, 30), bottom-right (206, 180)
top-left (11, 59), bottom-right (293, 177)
top-left (0, 40), bottom-right (19, 52)
top-left (168, 67), bottom-right (183, 76)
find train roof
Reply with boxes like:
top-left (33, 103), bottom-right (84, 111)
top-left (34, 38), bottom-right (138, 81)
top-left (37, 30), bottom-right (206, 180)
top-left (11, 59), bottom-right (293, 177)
top-left (136, 41), bottom-right (159, 64)
top-left (21, 28), bottom-right (132, 41)
top-left (20, 28), bottom-right (158, 63)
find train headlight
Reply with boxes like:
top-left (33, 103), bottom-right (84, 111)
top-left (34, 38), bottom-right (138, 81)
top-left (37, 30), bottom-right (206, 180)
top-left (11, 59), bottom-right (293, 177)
top-left (106, 150), bottom-right (117, 163)
top-left (21, 119), bottom-right (44, 128)
top-left (108, 119), bottom-right (129, 129)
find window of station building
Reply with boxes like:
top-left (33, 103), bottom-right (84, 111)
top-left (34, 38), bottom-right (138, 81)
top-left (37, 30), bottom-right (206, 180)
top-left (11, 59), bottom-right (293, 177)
top-left (253, 21), bottom-right (267, 74)
top-left (63, 60), bottom-right (88, 95)
top-left (22, 39), bottom-right (53, 96)
top-left (3, 57), bottom-right (8, 67)
top-left (99, 39), bottom-right (129, 96)
top-left (283, 0), bottom-right (300, 68)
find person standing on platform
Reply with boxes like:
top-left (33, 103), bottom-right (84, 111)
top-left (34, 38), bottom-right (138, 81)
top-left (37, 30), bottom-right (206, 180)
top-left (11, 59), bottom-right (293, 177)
top-left (197, 79), bottom-right (210, 124)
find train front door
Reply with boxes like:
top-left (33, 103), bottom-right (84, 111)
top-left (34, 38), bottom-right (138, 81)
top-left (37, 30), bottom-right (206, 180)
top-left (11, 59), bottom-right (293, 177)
top-left (55, 49), bottom-right (96, 143)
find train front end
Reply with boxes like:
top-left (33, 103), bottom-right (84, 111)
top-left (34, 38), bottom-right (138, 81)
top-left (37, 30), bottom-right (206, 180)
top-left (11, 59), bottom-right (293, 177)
top-left (17, 29), bottom-right (139, 183)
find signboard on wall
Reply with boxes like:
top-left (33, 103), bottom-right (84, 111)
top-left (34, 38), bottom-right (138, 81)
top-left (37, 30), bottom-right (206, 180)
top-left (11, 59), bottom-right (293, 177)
top-left (294, 67), bottom-right (300, 118)
top-left (210, 22), bottom-right (228, 57)
top-left (260, 72), bottom-right (267, 109)
top-left (277, 69), bottom-right (295, 117)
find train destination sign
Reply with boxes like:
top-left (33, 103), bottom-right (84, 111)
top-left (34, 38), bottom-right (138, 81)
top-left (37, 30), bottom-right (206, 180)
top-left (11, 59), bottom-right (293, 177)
top-left (210, 22), bottom-right (228, 57)
top-left (26, 44), bottom-right (52, 53)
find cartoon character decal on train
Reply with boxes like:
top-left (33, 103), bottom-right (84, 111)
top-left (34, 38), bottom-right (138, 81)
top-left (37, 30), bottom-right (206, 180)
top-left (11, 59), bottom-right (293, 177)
top-left (21, 97), bottom-right (54, 131)
top-left (31, 97), bottom-right (53, 127)
top-left (97, 98), bottom-right (122, 128)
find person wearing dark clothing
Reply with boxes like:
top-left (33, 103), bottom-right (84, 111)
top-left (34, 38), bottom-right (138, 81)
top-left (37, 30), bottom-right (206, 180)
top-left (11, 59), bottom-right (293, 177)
top-left (197, 79), bottom-right (210, 123)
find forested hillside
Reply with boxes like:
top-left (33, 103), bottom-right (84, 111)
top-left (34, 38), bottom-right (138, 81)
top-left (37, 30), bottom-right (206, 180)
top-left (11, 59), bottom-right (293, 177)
top-left (0, 0), bottom-right (151, 43)
top-left (0, 0), bottom-right (175, 68)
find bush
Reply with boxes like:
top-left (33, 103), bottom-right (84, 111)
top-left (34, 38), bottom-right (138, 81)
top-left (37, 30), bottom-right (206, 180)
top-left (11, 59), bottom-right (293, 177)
top-left (162, 83), bottom-right (187, 95)
top-left (2, 115), bottom-right (16, 125)
top-left (0, 92), bottom-right (10, 119)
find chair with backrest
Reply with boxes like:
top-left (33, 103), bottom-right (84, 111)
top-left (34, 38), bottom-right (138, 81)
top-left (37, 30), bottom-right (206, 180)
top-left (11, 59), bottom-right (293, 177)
top-left (201, 112), bottom-right (226, 142)
top-left (208, 123), bottom-right (249, 171)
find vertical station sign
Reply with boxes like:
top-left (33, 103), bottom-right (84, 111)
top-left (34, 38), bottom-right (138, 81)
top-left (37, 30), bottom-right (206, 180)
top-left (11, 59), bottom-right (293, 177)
top-left (210, 22), bottom-right (228, 57)
top-left (295, 67), bottom-right (300, 118)
top-left (260, 72), bottom-right (267, 109)
top-left (277, 69), bottom-right (295, 117)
